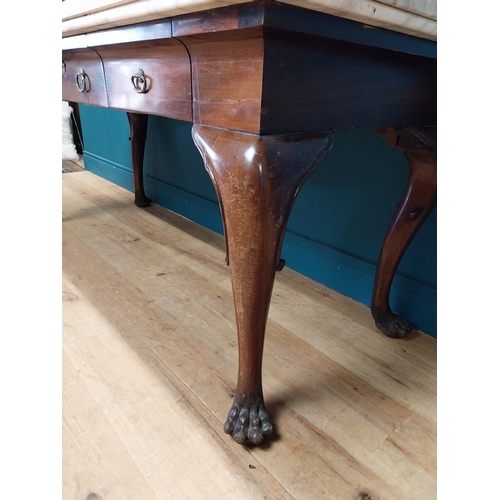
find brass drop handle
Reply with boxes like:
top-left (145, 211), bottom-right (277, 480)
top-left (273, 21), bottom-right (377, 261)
top-left (131, 69), bottom-right (148, 94)
top-left (75, 69), bottom-right (89, 92)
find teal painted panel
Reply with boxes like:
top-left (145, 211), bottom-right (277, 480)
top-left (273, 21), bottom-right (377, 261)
top-left (83, 152), bottom-right (135, 193)
top-left (79, 106), bottom-right (132, 167)
top-left (144, 115), bottom-right (219, 204)
top-left (288, 129), bottom-right (436, 288)
top-left (79, 105), bottom-right (437, 337)
top-left (281, 232), bottom-right (437, 337)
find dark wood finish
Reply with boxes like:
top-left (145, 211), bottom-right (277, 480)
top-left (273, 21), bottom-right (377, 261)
top-left (62, 48), bottom-right (108, 107)
top-left (180, 28), bottom-right (265, 134)
top-left (179, 25), bottom-right (435, 135)
top-left (62, 2), bottom-right (437, 445)
top-left (97, 39), bottom-right (192, 121)
top-left (259, 28), bottom-right (436, 133)
top-left (126, 112), bottom-right (152, 207)
top-left (193, 124), bottom-right (333, 444)
top-left (68, 102), bottom-right (84, 154)
top-left (172, 2), bottom-right (436, 57)
top-left (371, 127), bottom-right (437, 337)
top-left (172, 4), bottom-right (253, 36)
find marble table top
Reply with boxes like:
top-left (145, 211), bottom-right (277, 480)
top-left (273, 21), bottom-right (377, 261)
top-left (62, 0), bottom-right (436, 40)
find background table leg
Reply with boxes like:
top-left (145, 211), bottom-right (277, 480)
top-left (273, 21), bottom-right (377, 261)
top-left (372, 127), bottom-right (437, 337)
top-left (127, 112), bottom-right (152, 207)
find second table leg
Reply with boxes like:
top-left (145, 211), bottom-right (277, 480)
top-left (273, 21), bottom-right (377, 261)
top-left (127, 112), bottom-right (152, 208)
top-left (372, 127), bottom-right (437, 337)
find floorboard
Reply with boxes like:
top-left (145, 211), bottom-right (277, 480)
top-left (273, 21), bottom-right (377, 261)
top-left (62, 170), bottom-right (437, 500)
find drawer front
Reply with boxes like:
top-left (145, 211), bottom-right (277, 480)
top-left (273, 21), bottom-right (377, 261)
top-left (97, 39), bottom-right (192, 121)
top-left (62, 49), bottom-right (108, 107)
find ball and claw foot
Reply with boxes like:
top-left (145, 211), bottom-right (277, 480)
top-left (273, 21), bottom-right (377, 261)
top-left (223, 401), bottom-right (273, 445)
top-left (375, 311), bottom-right (414, 338)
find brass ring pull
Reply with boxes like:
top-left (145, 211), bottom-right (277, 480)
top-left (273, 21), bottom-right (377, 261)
top-left (75, 69), bottom-right (89, 92)
top-left (131, 69), bottom-right (149, 94)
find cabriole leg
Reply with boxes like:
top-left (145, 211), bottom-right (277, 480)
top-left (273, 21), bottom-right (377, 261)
top-left (193, 124), bottom-right (333, 444)
top-left (372, 127), bottom-right (437, 337)
top-left (126, 112), bottom-right (151, 207)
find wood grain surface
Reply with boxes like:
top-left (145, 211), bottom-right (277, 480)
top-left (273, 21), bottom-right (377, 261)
top-left (62, 171), bottom-right (436, 500)
top-left (97, 39), bottom-right (192, 121)
top-left (63, 3), bottom-right (436, 134)
top-left (62, 49), bottom-right (108, 107)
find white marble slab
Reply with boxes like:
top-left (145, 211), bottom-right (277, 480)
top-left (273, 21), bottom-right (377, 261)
top-left (375, 0), bottom-right (436, 20)
top-left (62, 0), bottom-right (437, 40)
top-left (62, 0), bottom-right (249, 37)
top-left (280, 0), bottom-right (436, 39)
top-left (63, 0), bottom-right (137, 21)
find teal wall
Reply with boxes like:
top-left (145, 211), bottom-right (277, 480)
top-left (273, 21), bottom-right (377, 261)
top-left (79, 105), bottom-right (437, 337)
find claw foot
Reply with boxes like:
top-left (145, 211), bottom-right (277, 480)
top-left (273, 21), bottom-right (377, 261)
top-left (375, 311), bottom-right (413, 338)
top-left (134, 195), bottom-right (152, 208)
top-left (223, 398), bottom-right (273, 445)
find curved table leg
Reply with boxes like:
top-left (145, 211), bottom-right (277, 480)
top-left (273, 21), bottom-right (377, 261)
top-left (126, 112), bottom-right (152, 207)
top-left (193, 124), bottom-right (333, 444)
top-left (372, 127), bottom-right (437, 337)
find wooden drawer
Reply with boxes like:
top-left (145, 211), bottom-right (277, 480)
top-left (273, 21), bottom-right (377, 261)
top-left (96, 39), bottom-right (192, 121)
top-left (62, 49), bottom-right (108, 107)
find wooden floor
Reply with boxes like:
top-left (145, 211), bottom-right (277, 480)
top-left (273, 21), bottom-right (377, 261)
top-left (62, 170), bottom-right (437, 500)
top-left (62, 155), bottom-right (85, 173)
